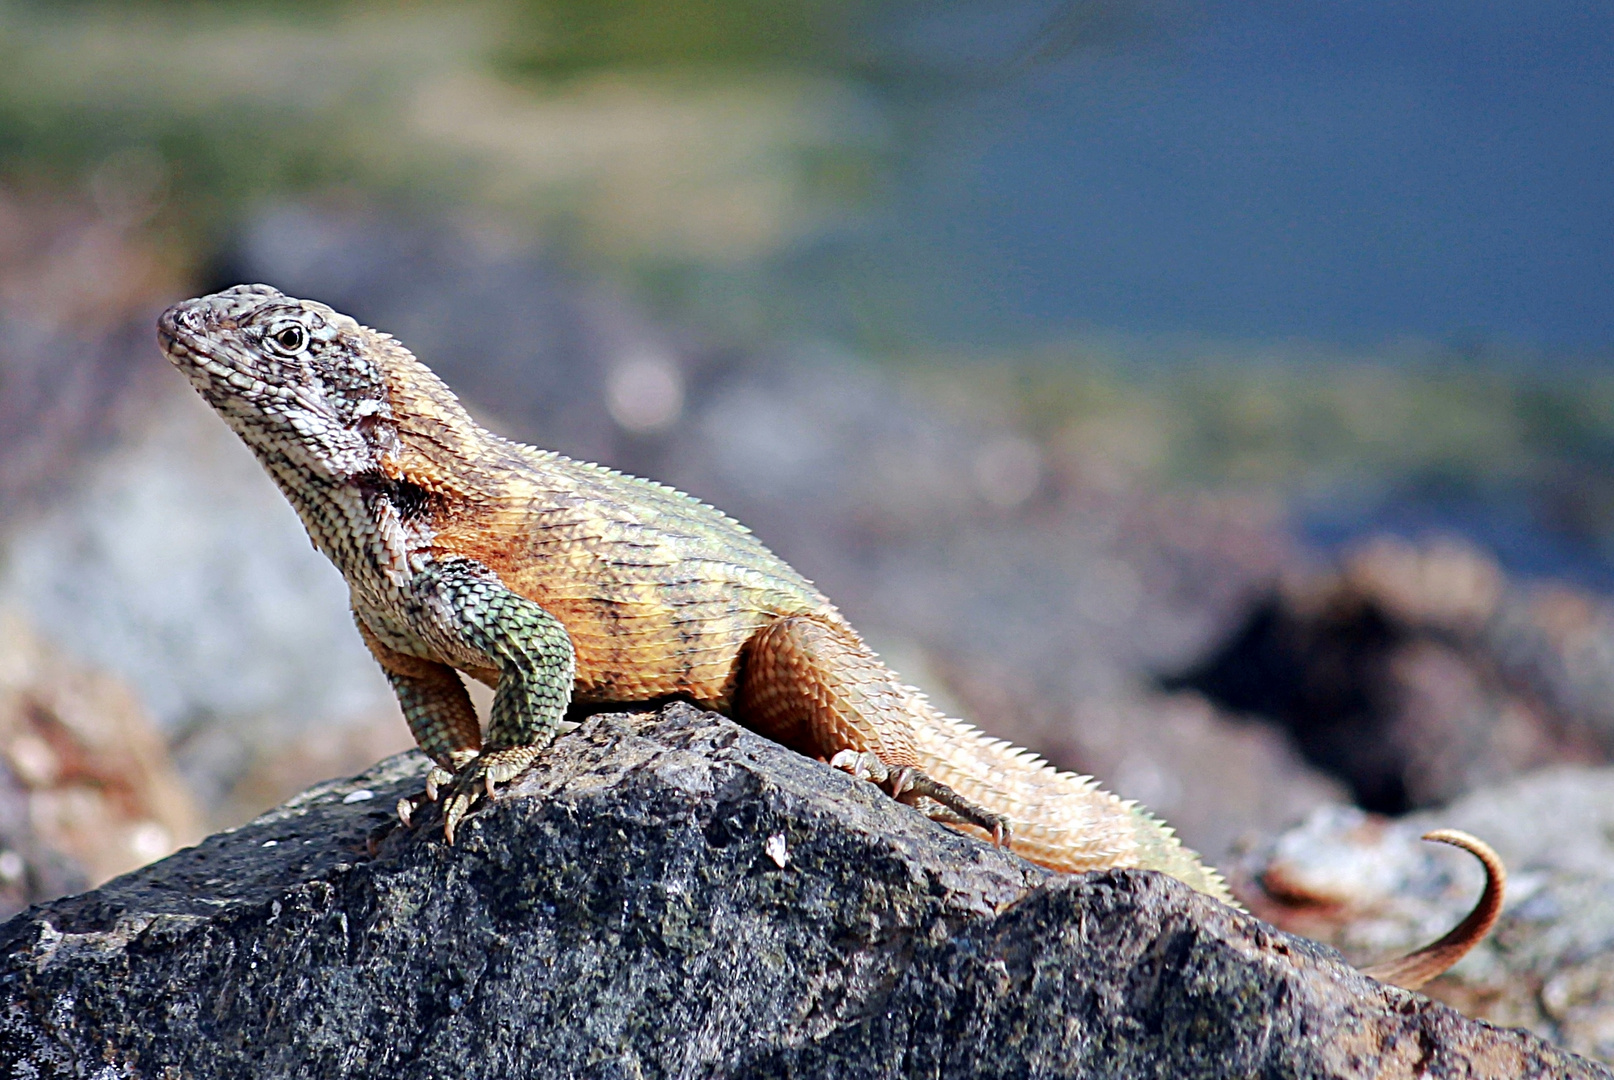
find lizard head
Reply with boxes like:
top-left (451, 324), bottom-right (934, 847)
top-left (158, 284), bottom-right (399, 482)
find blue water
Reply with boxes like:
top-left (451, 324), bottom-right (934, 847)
top-left (1298, 485), bottom-right (1614, 593)
top-left (876, 0), bottom-right (1614, 352)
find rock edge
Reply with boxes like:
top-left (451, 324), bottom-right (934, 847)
top-left (0, 703), bottom-right (1605, 1079)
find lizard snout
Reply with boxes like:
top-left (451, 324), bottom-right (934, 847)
top-left (157, 301), bottom-right (201, 341)
top-left (158, 284), bottom-right (289, 352)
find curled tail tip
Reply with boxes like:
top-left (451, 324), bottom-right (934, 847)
top-left (1360, 828), bottom-right (1506, 991)
top-left (1421, 828), bottom-right (1506, 876)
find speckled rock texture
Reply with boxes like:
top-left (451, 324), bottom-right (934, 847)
top-left (0, 704), bottom-right (1604, 1079)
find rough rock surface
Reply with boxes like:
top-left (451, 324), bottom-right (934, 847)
top-left (0, 705), bottom-right (1601, 1079)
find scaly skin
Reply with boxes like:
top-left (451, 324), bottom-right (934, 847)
top-left (158, 285), bottom-right (1501, 985)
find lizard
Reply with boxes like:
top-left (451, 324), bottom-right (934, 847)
top-left (157, 284), bottom-right (1503, 990)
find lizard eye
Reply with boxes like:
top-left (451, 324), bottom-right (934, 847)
top-left (269, 324), bottom-right (307, 353)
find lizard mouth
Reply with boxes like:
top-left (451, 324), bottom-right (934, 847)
top-left (158, 287), bottom-right (343, 434)
top-left (157, 305), bottom-right (253, 398)
top-left (159, 294), bottom-right (233, 362)
top-left (156, 287), bottom-right (292, 401)
top-left (156, 303), bottom-right (205, 366)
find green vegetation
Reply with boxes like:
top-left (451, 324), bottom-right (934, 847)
top-left (903, 343), bottom-right (1614, 568)
top-left (0, 1), bottom-right (900, 269)
top-left (0, 1), bottom-right (1139, 329)
top-left (933, 344), bottom-right (1612, 486)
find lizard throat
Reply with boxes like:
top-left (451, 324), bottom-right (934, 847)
top-left (262, 456), bottom-right (435, 592)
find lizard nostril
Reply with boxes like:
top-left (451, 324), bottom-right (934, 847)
top-left (159, 304), bottom-right (200, 335)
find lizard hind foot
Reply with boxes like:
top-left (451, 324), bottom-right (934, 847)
top-left (830, 749), bottom-right (1012, 848)
top-left (438, 747), bottom-right (544, 845)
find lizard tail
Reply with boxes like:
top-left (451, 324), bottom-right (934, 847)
top-left (1358, 829), bottom-right (1506, 991)
top-left (742, 616), bottom-right (1505, 980)
top-left (736, 614), bottom-right (1234, 904)
top-left (900, 695), bottom-right (1237, 905)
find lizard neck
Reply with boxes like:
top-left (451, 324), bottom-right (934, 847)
top-left (255, 336), bottom-right (500, 599)
top-left (371, 335), bottom-right (497, 494)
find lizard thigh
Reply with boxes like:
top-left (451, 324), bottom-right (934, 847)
top-left (736, 615), bottom-right (919, 767)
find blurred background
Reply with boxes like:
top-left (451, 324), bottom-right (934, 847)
top-left (2, 0), bottom-right (1614, 1058)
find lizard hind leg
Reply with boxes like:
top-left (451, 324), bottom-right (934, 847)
top-left (737, 615), bottom-right (1011, 844)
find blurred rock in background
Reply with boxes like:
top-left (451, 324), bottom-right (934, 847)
top-left (1, 377), bottom-right (411, 823)
top-left (1177, 535), bottom-right (1614, 813)
top-left (1237, 766), bottom-right (1614, 1063)
top-left (0, 608), bottom-right (201, 920)
top-left (0, 190), bottom-right (176, 517)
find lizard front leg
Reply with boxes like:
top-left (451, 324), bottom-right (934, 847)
top-left (737, 614), bottom-right (1010, 844)
top-left (411, 556), bottom-right (576, 843)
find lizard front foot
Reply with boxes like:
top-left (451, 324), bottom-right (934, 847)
top-left (438, 746), bottom-right (545, 844)
top-left (830, 749), bottom-right (1012, 847)
top-left (395, 764), bottom-right (457, 828)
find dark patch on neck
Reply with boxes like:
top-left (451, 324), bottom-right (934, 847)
top-left (358, 471), bottom-right (436, 522)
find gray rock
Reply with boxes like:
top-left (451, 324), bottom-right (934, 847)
top-left (0, 704), bottom-right (1599, 1079)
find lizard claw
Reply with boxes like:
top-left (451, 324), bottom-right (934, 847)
top-left (437, 746), bottom-right (544, 845)
top-left (886, 766), bottom-right (918, 801)
top-left (423, 765), bottom-right (454, 804)
top-left (829, 748), bottom-right (879, 782)
top-left (988, 817), bottom-right (1009, 847)
top-left (830, 749), bottom-right (1013, 848)
top-left (397, 765), bottom-right (458, 829)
